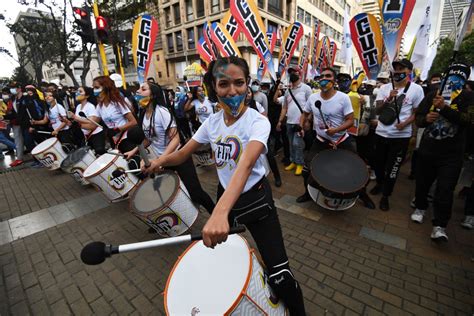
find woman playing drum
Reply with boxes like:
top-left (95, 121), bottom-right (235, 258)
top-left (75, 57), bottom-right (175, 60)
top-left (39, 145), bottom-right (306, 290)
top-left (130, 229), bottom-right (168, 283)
top-left (43, 91), bottom-right (74, 152)
top-left (143, 57), bottom-right (306, 315)
top-left (130, 82), bottom-right (215, 214)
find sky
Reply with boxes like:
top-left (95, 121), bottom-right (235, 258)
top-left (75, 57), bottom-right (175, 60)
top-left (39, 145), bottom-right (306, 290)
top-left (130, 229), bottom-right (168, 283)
top-left (0, 0), bottom-right (444, 79)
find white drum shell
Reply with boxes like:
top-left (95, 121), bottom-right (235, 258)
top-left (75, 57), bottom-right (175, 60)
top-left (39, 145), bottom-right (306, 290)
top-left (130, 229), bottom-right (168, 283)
top-left (64, 150), bottom-right (96, 186)
top-left (83, 154), bottom-right (139, 201)
top-left (307, 184), bottom-right (357, 211)
top-left (31, 138), bottom-right (67, 170)
top-left (165, 235), bottom-right (287, 315)
top-left (131, 176), bottom-right (198, 237)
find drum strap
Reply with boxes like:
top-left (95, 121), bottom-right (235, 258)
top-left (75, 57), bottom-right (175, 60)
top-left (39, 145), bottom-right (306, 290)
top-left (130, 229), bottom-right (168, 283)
top-left (316, 133), bottom-right (348, 149)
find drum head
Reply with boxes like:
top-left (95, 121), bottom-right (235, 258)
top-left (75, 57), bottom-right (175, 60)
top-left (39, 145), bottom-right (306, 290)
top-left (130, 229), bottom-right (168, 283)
top-left (310, 149), bottom-right (368, 194)
top-left (83, 153), bottom-right (115, 178)
top-left (31, 137), bottom-right (56, 155)
top-left (61, 147), bottom-right (91, 169)
top-left (165, 235), bottom-right (251, 315)
top-left (131, 172), bottom-right (178, 214)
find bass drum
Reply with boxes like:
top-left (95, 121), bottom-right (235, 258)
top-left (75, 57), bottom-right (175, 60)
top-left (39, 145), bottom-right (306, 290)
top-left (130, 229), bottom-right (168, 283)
top-left (60, 147), bottom-right (96, 185)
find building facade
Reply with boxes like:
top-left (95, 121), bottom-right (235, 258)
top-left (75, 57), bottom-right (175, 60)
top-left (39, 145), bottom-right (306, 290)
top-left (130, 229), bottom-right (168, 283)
top-left (439, 0), bottom-right (472, 39)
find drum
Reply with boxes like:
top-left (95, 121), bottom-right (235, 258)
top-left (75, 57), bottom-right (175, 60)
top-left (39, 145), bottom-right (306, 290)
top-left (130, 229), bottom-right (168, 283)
top-left (83, 153), bottom-right (139, 202)
top-left (165, 234), bottom-right (287, 315)
top-left (308, 149), bottom-right (368, 211)
top-left (31, 137), bottom-right (67, 170)
top-left (193, 144), bottom-right (214, 166)
top-left (130, 172), bottom-right (198, 237)
top-left (60, 147), bottom-right (96, 185)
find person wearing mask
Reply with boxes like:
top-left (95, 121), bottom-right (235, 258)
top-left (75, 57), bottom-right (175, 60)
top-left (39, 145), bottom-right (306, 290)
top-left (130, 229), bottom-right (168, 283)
top-left (371, 59), bottom-right (424, 211)
top-left (271, 83), bottom-right (291, 165)
top-left (410, 64), bottom-right (472, 241)
top-left (22, 85), bottom-right (51, 146)
top-left (143, 57), bottom-right (306, 315)
top-left (132, 82), bottom-right (215, 215)
top-left (251, 80), bottom-right (268, 113)
top-left (277, 66), bottom-right (312, 176)
top-left (2, 87), bottom-right (21, 165)
top-left (6, 83), bottom-right (27, 166)
top-left (0, 96), bottom-right (16, 159)
top-left (173, 86), bottom-right (193, 139)
top-left (68, 86), bottom-right (106, 155)
top-left (184, 86), bottom-right (215, 127)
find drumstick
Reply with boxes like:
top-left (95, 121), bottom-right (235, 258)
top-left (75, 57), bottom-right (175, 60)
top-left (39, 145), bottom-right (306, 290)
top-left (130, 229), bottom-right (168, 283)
top-left (107, 150), bottom-right (125, 157)
top-left (314, 100), bottom-right (329, 129)
top-left (35, 131), bottom-right (52, 135)
top-left (80, 226), bottom-right (246, 265)
top-left (78, 111), bottom-right (102, 128)
top-left (127, 126), bottom-right (155, 179)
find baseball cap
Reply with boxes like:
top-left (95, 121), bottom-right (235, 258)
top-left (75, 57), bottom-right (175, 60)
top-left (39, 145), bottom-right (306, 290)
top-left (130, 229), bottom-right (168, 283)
top-left (366, 80), bottom-right (377, 86)
top-left (288, 65), bottom-right (301, 74)
top-left (110, 73), bottom-right (123, 88)
top-left (377, 72), bottom-right (390, 80)
top-left (392, 58), bottom-right (413, 70)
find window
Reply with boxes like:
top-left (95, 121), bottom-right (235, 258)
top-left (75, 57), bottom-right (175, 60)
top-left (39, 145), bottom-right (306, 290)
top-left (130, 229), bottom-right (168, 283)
top-left (185, 0), bottom-right (193, 21)
top-left (176, 31), bottom-right (183, 51)
top-left (156, 54), bottom-right (160, 61)
top-left (223, 1), bottom-right (229, 9)
top-left (267, 21), bottom-right (278, 35)
top-left (196, 1), bottom-right (205, 18)
top-left (297, 7), bottom-right (304, 22)
top-left (304, 11), bottom-right (311, 25)
top-left (197, 25), bottom-right (204, 40)
top-left (164, 7), bottom-right (171, 28)
top-left (268, 0), bottom-right (282, 17)
top-left (187, 28), bottom-right (195, 49)
top-left (258, 0), bottom-right (264, 8)
top-left (211, 0), bottom-right (220, 13)
top-left (158, 72), bottom-right (162, 78)
top-left (173, 3), bottom-right (181, 25)
top-left (167, 34), bottom-right (174, 53)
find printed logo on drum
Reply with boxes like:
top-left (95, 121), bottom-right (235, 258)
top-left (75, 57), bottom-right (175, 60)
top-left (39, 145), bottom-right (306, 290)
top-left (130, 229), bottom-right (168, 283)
top-left (214, 135), bottom-right (242, 170)
top-left (191, 307), bottom-right (200, 315)
top-left (108, 168), bottom-right (127, 190)
top-left (149, 212), bottom-right (181, 235)
top-left (71, 167), bottom-right (85, 183)
top-left (39, 152), bottom-right (57, 168)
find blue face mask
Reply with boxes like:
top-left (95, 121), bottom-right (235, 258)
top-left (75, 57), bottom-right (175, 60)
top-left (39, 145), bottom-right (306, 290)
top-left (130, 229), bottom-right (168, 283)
top-left (10, 88), bottom-right (17, 95)
top-left (93, 88), bottom-right (102, 96)
top-left (218, 93), bottom-right (246, 117)
top-left (134, 94), bottom-right (146, 102)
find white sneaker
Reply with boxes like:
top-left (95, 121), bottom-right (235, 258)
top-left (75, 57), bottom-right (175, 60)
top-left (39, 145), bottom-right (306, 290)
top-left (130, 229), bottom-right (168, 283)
top-left (411, 209), bottom-right (425, 224)
top-left (461, 216), bottom-right (474, 230)
top-left (431, 226), bottom-right (448, 242)
top-left (369, 170), bottom-right (376, 180)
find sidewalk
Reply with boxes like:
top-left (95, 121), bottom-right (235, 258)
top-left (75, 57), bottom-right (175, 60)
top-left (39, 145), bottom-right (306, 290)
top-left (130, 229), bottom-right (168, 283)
top-left (0, 162), bottom-right (473, 315)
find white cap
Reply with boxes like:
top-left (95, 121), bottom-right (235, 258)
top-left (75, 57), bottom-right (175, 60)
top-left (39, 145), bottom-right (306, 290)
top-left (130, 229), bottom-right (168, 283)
top-left (377, 72), bottom-right (390, 80)
top-left (110, 73), bottom-right (123, 88)
top-left (366, 80), bottom-right (377, 86)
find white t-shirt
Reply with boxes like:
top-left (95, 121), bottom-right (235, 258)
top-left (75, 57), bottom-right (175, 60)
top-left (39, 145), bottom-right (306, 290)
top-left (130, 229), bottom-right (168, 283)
top-left (75, 102), bottom-right (103, 136)
top-left (255, 101), bottom-right (265, 114)
top-left (284, 83), bottom-right (312, 124)
top-left (142, 107), bottom-right (177, 156)
top-left (192, 108), bottom-right (270, 193)
top-left (97, 102), bottom-right (131, 129)
top-left (375, 82), bottom-right (424, 138)
top-left (48, 103), bottom-right (69, 131)
top-left (304, 91), bottom-right (353, 142)
top-left (191, 97), bottom-right (214, 123)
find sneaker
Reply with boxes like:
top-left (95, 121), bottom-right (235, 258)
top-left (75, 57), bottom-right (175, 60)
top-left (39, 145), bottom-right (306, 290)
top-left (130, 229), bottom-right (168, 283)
top-left (379, 196), bottom-right (389, 211)
top-left (431, 226), bottom-right (448, 242)
top-left (410, 198), bottom-right (416, 208)
top-left (411, 209), bottom-right (426, 224)
top-left (296, 192), bottom-right (312, 203)
top-left (461, 216), bottom-right (474, 230)
top-left (359, 192), bottom-right (375, 209)
top-left (284, 163), bottom-right (296, 171)
top-left (295, 164), bottom-right (303, 176)
top-left (369, 170), bottom-right (376, 180)
top-left (274, 178), bottom-right (282, 187)
top-left (370, 184), bottom-right (382, 195)
top-left (9, 159), bottom-right (23, 167)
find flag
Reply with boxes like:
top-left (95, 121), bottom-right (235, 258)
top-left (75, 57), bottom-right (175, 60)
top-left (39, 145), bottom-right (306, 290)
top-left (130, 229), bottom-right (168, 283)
top-left (231, 0), bottom-right (277, 80)
top-left (197, 37), bottom-right (214, 65)
top-left (310, 20), bottom-right (321, 71)
top-left (409, 0), bottom-right (433, 71)
top-left (340, 9), bottom-right (352, 69)
top-left (320, 36), bottom-right (331, 68)
top-left (380, 0), bottom-right (416, 63)
top-left (314, 39), bottom-right (325, 72)
top-left (350, 13), bottom-right (383, 80)
top-left (257, 31), bottom-right (277, 81)
top-left (132, 14), bottom-right (159, 84)
top-left (203, 22), bottom-right (220, 58)
top-left (221, 10), bottom-right (241, 41)
top-left (277, 21), bottom-right (304, 77)
top-left (210, 22), bottom-right (242, 57)
top-left (329, 41), bottom-right (338, 67)
top-left (298, 37), bottom-right (309, 81)
top-left (420, 45), bottom-right (437, 81)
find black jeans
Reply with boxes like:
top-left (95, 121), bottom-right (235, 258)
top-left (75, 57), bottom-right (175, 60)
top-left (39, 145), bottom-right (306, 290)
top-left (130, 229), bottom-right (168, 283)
top-left (217, 178), bottom-right (305, 315)
top-left (57, 129), bottom-right (76, 153)
top-left (87, 131), bottom-right (106, 156)
top-left (168, 157), bottom-right (215, 214)
top-left (465, 180), bottom-right (474, 216)
top-left (355, 129), bottom-right (377, 170)
top-left (415, 150), bottom-right (463, 227)
top-left (267, 132), bottom-right (281, 181)
top-left (374, 135), bottom-right (410, 197)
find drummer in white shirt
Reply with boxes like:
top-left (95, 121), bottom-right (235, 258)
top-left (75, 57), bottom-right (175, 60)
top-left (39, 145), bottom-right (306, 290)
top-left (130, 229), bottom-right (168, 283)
top-left (143, 57), bottom-right (306, 316)
top-left (43, 91), bottom-right (75, 152)
top-left (184, 85), bottom-right (215, 127)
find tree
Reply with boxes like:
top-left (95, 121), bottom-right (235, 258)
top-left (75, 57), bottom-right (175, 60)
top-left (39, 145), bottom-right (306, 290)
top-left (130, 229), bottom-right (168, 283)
top-left (430, 32), bottom-right (474, 76)
top-left (11, 66), bottom-right (32, 84)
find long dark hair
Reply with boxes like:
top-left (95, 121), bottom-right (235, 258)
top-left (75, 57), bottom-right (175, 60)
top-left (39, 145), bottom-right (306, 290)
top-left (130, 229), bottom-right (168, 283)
top-left (203, 56), bottom-right (250, 103)
top-left (93, 76), bottom-right (128, 108)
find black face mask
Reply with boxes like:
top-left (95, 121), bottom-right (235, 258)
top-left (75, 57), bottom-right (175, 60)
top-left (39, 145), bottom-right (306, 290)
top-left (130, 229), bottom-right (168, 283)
top-left (393, 72), bottom-right (408, 82)
top-left (289, 73), bottom-right (299, 83)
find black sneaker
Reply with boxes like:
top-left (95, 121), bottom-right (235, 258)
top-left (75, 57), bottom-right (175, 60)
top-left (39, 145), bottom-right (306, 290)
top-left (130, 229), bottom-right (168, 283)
top-left (379, 196), bottom-right (389, 211)
top-left (296, 192), bottom-right (311, 203)
top-left (370, 184), bottom-right (383, 195)
top-left (275, 178), bottom-right (282, 187)
top-left (359, 192), bottom-right (375, 209)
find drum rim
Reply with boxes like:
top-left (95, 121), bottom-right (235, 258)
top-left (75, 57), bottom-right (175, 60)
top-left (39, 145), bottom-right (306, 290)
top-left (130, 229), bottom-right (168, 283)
top-left (31, 137), bottom-right (58, 155)
top-left (163, 234), bottom-right (253, 315)
top-left (310, 149), bottom-right (369, 195)
top-left (60, 146), bottom-right (92, 169)
top-left (83, 153), bottom-right (119, 179)
top-left (129, 170), bottom-right (180, 216)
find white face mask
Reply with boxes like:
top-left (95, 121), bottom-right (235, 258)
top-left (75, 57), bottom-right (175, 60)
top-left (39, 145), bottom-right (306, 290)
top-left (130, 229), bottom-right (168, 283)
top-left (2, 94), bottom-right (9, 100)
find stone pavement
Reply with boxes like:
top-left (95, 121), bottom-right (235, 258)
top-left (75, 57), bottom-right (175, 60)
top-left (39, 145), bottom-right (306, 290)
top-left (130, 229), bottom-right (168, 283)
top-left (0, 160), bottom-right (474, 315)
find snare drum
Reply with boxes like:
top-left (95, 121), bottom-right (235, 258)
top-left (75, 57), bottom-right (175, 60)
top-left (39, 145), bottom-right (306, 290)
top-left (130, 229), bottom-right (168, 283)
top-left (83, 153), bottom-right (139, 201)
top-left (60, 147), bottom-right (96, 185)
top-left (130, 172), bottom-right (198, 237)
top-left (308, 149), bottom-right (368, 211)
top-left (193, 144), bottom-right (214, 166)
top-left (31, 137), bottom-right (67, 170)
top-left (165, 234), bottom-right (287, 315)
